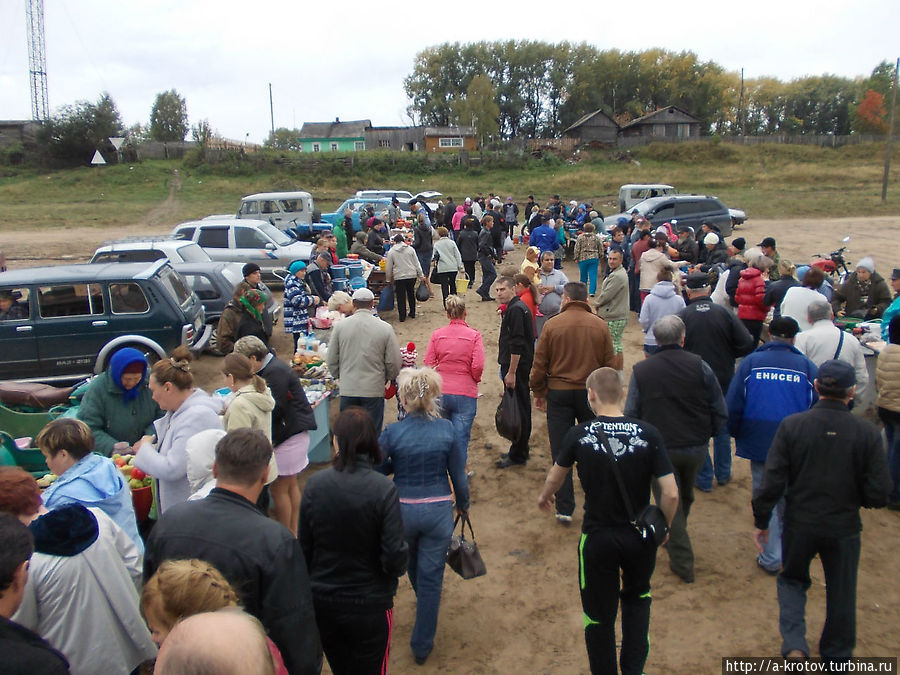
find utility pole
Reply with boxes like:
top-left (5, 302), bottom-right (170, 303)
top-left (882, 58), bottom-right (899, 203)
top-left (739, 68), bottom-right (745, 137)
top-left (269, 83), bottom-right (275, 136)
top-left (26, 0), bottom-right (49, 121)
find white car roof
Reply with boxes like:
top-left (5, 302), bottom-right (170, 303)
top-left (242, 192), bottom-right (312, 200)
top-left (620, 184), bottom-right (675, 190)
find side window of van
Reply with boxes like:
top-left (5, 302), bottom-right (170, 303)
top-left (197, 227), bottom-right (230, 249)
top-left (39, 284), bottom-right (104, 318)
top-left (261, 201), bottom-right (277, 215)
top-left (280, 199), bottom-right (302, 213)
top-left (240, 201), bottom-right (259, 216)
top-left (110, 283), bottom-right (150, 314)
top-left (0, 288), bottom-right (29, 321)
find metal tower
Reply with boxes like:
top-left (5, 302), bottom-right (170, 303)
top-left (26, 0), bottom-right (49, 121)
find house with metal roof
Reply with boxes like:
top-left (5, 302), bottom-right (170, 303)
top-left (297, 118), bottom-right (372, 152)
top-left (562, 109), bottom-right (619, 144)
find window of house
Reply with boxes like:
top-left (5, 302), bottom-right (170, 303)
top-left (652, 124), bottom-right (666, 137)
top-left (677, 124), bottom-right (690, 137)
top-left (378, 139), bottom-right (391, 148)
top-left (312, 143), bottom-right (321, 152)
top-left (354, 141), bottom-right (365, 151)
top-left (330, 143), bottom-right (338, 152)
top-left (438, 137), bottom-right (463, 148)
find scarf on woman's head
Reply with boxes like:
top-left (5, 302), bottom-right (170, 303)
top-left (108, 347), bottom-right (148, 402)
top-left (240, 289), bottom-right (265, 323)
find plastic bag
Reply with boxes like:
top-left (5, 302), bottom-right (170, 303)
top-left (503, 236), bottom-right (514, 252)
top-left (494, 387), bottom-right (522, 443)
top-left (415, 281), bottom-right (430, 302)
top-left (377, 285), bottom-right (394, 312)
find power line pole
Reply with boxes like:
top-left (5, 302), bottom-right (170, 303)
top-left (26, 0), bottom-right (49, 121)
top-left (882, 58), bottom-right (899, 203)
top-left (269, 83), bottom-right (275, 136)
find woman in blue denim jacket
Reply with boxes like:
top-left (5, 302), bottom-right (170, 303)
top-left (378, 367), bottom-right (470, 666)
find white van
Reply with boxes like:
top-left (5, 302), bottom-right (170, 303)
top-left (236, 192), bottom-right (315, 228)
top-left (618, 184), bottom-right (678, 212)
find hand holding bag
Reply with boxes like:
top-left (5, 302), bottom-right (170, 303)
top-left (494, 387), bottom-right (522, 443)
top-left (446, 513), bottom-right (486, 579)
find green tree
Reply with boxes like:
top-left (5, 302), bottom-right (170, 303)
top-left (264, 127), bottom-right (302, 151)
top-left (149, 89), bottom-right (189, 142)
top-left (452, 75), bottom-right (500, 148)
top-left (38, 92), bottom-right (124, 164)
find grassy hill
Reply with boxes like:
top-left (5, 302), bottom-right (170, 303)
top-left (1, 142), bottom-right (898, 231)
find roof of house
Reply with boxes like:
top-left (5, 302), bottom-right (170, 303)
top-left (423, 126), bottom-right (475, 136)
top-left (563, 109), bottom-right (619, 134)
top-left (621, 106), bottom-right (700, 128)
top-left (298, 119), bottom-right (371, 139)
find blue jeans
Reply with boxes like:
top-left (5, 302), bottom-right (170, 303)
top-left (578, 258), bottom-right (599, 295)
top-left (751, 460), bottom-right (784, 572)
top-left (340, 396), bottom-right (385, 432)
top-left (695, 430), bottom-right (733, 490)
top-left (883, 418), bottom-right (900, 503)
top-left (439, 394), bottom-right (477, 464)
top-left (400, 500), bottom-right (454, 660)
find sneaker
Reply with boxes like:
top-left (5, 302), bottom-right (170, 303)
top-left (481, 296), bottom-right (496, 302)
top-left (555, 514), bottom-right (573, 525)
top-left (496, 456), bottom-right (525, 469)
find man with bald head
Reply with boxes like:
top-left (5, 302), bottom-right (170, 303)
top-left (154, 609), bottom-right (274, 675)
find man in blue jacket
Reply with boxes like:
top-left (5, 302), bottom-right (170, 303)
top-left (529, 212), bottom-right (559, 257)
top-left (726, 317), bottom-right (817, 574)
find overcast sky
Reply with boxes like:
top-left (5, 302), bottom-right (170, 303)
top-left (1, 0), bottom-right (897, 144)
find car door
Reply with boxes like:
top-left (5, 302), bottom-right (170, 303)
top-left (0, 287), bottom-right (37, 380)
top-left (233, 226), bottom-right (279, 267)
top-left (196, 225), bottom-right (240, 264)
top-left (33, 282), bottom-right (115, 377)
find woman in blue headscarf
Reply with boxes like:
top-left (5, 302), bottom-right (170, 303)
top-left (76, 347), bottom-right (162, 456)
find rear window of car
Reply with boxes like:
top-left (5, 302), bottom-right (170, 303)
top-left (221, 266), bottom-right (242, 287)
top-left (156, 266), bottom-right (192, 309)
top-left (174, 227), bottom-right (195, 240)
top-left (38, 284), bottom-right (104, 318)
top-left (176, 243), bottom-right (212, 263)
top-left (279, 199), bottom-right (303, 212)
top-left (181, 274), bottom-right (219, 301)
top-left (109, 283), bottom-right (150, 314)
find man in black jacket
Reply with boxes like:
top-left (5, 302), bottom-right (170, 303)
top-left (752, 360), bottom-right (890, 662)
top-left (144, 429), bottom-right (321, 675)
top-left (624, 314), bottom-right (728, 583)
top-left (496, 275), bottom-right (535, 467)
top-left (0, 514), bottom-right (70, 674)
top-left (476, 216), bottom-right (499, 301)
top-left (678, 272), bottom-right (755, 491)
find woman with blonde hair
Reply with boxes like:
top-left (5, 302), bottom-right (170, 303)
top-left (134, 346), bottom-right (223, 513)
top-left (424, 295), bottom-right (484, 471)
top-left (141, 558), bottom-right (287, 673)
top-left (377, 368), bottom-right (469, 665)
top-left (520, 246), bottom-right (541, 285)
top-left (221, 353), bottom-right (275, 439)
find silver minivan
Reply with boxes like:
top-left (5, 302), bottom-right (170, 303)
top-left (236, 192), bottom-right (315, 228)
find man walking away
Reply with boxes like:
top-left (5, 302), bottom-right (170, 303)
top-left (476, 216), bottom-right (499, 302)
top-left (538, 368), bottom-right (678, 675)
top-left (752, 360), bottom-right (890, 663)
top-left (624, 315), bottom-right (728, 583)
top-left (531, 282), bottom-right (615, 524)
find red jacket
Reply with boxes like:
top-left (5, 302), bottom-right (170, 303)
top-left (736, 267), bottom-right (770, 321)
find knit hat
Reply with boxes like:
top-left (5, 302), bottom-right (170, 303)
top-left (856, 257), bottom-right (875, 273)
top-left (703, 233), bottom-right (719, 245)
top-left (288, 260), bottom-right (306, 275)
top-left (242, 262), bottom-right (261, 277)
top-left (731, 237), bottom-right (746, 251)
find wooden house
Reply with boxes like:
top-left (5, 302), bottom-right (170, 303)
top-left (297, 119), bottom-right (371, 152)
top-left (423, 126), bottom-right (477, 153)
top-left (620, 106), bottom-right (701, 139)
top-left (563, 109), bottom-right (619, 144)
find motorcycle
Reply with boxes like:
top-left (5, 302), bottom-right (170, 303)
top-left (810, 235), bottom-right (852, 286)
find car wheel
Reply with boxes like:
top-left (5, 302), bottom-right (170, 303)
top-left (206, 325), bottom-right (224, 356)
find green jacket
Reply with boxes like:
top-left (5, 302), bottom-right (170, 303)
top-left (76, 371), bottom-right (162, 456)
top-left (333, 226), bottom-right (349, 259)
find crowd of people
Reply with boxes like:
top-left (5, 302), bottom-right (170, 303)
top-left (1, 191), bottom-right (899, 674)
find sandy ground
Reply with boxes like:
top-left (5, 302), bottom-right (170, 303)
top-left (3, 216), bottom-right (899, 672)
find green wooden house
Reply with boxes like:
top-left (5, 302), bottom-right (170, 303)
top-left (297, 118), bottom-right (371, 152)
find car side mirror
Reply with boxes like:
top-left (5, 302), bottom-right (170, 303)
top-left (265, 242), bottom-right (276, 250)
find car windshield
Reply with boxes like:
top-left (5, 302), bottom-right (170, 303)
top-left (258, 223), bottom-right (294, 246)
top-left (221, 266), bottom-right (243, 286)
top-left (156, 265), bottom-right (193, 309)
top-left (176, 243), bottom-right (212, 262)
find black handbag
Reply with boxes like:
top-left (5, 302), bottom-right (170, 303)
top-left (446, 513), bottom-right (486, 579)
top-left (430, 261), bottom-right (440, 284)
top-left (599, 430), bottom-right (669, 547)
top-left (494, 387), bottom-right (522, 443)
top-left (415, 280), bottom-right (430, 302)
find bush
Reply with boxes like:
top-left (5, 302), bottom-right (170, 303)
top-left (2, 143), bottom-right (25, 166)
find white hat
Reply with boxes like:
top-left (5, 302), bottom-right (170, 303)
top-left (352, 287), bottom-right (375, 302)
top-left (703, 233), bottom-right (720, 245)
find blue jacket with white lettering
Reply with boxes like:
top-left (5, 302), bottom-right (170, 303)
top-left (726, 341), bottom-right (818, 462)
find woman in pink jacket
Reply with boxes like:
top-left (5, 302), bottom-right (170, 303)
top-left (736, 256), bottom-right (774, 345)
top-left (424, 295), bottom-right (485, 471)
top-left (450, 204), bottom-right (466, 237)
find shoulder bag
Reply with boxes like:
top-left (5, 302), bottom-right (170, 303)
top-left (446, 513), bottom-right (487, 579)
top-left (599, 430), bottom-right (669, 547)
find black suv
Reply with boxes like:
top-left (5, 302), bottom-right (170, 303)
top-left (621, 195), bottom-right (732, 237)
top-left (0, 260), bottom-right (209, 382)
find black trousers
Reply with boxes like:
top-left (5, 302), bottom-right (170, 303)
top-left (580, 528), bottom-right (657, 675)
top-left (314, 600), bottom-right (393, 675)
top-left (546, 388), bottom-right (594, 516)
top-left (500, 362), bottom-right (532, 462)
top-left (778, 529), bottom-right (860, 660)
top-left (394, 278), bottom-right (417, 321)
top-left (436, 271), bottom-right (457, 306)
top-left (462, 261), bottom-right (476, 287)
